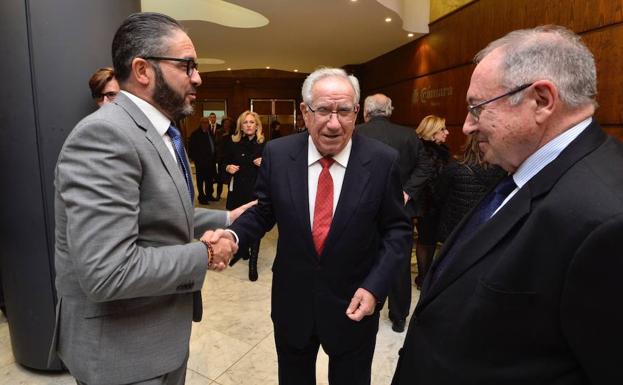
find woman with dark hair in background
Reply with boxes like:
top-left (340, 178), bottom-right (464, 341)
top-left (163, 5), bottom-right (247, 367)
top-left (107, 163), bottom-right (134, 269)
top-left (413, 115), bottom-right (451, 288)
top-left (435, 135), bottom-right (506, 244)
top-left (88, 67), bottom-right (119, 107)
top-left (224, 111), bottom-right (265, 281)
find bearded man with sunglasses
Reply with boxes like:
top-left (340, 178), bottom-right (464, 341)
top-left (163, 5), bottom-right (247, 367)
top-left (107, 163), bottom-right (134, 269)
top-left (392, 25), bottom-right (623, 385)
top-left (50, 13), bottom-right (253, 385)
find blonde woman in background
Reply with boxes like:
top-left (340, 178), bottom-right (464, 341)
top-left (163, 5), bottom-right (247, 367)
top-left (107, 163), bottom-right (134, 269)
top-left (224, 110), bottom-right (265, 281)
top-left (413, 115), bottom-right (451, 288)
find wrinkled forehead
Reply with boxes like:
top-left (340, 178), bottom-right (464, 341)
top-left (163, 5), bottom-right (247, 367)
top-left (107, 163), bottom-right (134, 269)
top-left (311, 77), bottom-right (356, 104)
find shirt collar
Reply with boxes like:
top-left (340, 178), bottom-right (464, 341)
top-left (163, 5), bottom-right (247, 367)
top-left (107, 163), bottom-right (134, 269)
top-left (121, 90), bottom-right (172, 136)
top-left (512, 117), bottom-right (592, 188)
top-left (307, 137), bottom-right (352, 168)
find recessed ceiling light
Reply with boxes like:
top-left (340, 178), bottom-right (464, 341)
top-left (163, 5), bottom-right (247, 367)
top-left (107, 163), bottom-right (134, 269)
top-left (408, 33), bottom-right (414, 37)
top-left (266, 66), bottom-right (271, 69)
top-left (350, 0), bottom-right (357, 2)
top-left (294, 69), bottom-right (299, 72)
top-left (227, 68), bottom-right (231, 71)
top-left (385, 17), bottom-right (392, 22)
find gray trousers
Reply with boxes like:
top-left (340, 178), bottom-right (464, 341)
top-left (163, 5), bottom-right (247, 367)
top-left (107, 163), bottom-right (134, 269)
top-left (75, 355), bottom-right (187, 385)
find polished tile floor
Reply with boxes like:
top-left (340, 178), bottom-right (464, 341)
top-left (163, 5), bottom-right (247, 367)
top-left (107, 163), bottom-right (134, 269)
top-left (0, 194), bottom-right (419, 385)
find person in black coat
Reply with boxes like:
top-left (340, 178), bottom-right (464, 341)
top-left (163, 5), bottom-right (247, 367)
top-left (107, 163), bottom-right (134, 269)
top-left (224, 110), bottom-right (265, 281)
top-left (357, 93), bottom-right (432, 332)
top-left (413, 115), bottom-right (451, 288)
top-left (435, 135), bottom-right (506, 243)
top-left (189, 115), bottom-right (218, 204)
top-left (215, 115), bottom-right (234, 199)
top-left (270, 120), bottom-right (283, 140)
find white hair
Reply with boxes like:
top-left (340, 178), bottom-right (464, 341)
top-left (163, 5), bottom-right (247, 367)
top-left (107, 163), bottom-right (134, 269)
top-left (301, 67), bottom-right (360, 105)
top-left (364, 94), bottom-right (393, 117)
top-left (475, 25), bottom-right (597, 108)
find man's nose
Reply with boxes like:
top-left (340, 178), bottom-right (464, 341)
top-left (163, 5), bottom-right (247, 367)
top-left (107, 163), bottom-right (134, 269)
top-left (326, 113), bottom-right (341, 129)
top-left (191, 69), bottom-right (202, 87)
top-left (463, 112), bottom-right (477, 135)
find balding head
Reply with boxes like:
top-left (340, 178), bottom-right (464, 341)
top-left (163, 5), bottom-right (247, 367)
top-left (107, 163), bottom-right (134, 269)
top-left (363, 93), bottom-right (393, 122)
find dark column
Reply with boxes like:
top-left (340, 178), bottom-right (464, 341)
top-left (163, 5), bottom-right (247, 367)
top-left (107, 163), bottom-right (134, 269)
top-left (0, 0), bottom-right (140, 370)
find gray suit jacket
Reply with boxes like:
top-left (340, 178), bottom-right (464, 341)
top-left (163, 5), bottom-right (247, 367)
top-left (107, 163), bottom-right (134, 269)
top-left (51, 92), bottom-right (228, 385)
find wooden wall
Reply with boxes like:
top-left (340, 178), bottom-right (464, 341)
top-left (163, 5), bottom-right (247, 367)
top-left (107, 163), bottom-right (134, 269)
top-left (181, 69), bottom-right (307, 137)
top-left (355, 0), bottom-right (623, 153)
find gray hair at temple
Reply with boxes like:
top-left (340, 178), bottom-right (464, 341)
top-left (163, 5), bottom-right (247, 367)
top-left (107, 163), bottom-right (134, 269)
top-left (475, 24), bottom-right (597, 109)
top-left (364, 94), bottom-right (394, 117)
top-left (301, 67), bottom-right (360, 106)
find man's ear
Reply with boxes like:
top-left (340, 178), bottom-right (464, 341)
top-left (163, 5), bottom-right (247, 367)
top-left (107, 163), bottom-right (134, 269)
top-left (532, 80), bottom-right (557, 123)
top-left (131, 57), bottom-right (152, 86)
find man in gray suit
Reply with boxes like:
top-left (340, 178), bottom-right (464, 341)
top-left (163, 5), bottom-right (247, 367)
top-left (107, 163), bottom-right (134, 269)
top-left (51, 12), bottom-right (245, 385)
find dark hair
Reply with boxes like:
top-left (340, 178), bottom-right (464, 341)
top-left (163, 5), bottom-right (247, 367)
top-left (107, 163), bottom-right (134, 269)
top-left (460, 135), bottom-right (489, 168)
top-left (112, 12), bottom-right (183, 82)
top-left (88, 67), bottom-right (115, 98)
top-left (270, 120), bottom-right (281, 130)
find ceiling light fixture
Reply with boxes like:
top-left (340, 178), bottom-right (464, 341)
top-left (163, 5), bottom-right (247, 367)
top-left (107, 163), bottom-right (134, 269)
top-left (227, 68), bottom-right (231, 70)
top-left (266, 66), bottom-right (271, 69)
top-left (408, 33), bottom-right (414, 37)
top-left (294, 69), bottom-right (299, 72)
top-left (385, 17), bottom-right (392, 22)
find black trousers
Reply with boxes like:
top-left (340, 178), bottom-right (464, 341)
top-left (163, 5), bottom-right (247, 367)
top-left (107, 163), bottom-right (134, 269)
top-left (275, 330), bottom-right (376, 385)
top-left (195, 164), bottom-right (216, 199)
top-left (388, 222), bottom-right (414, 322)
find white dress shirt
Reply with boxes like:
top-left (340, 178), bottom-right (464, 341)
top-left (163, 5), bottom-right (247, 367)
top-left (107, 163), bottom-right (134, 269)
top-left (121, 90), bottom-right (177, 163)
top-left (307, 137), bottom-right (352, 229)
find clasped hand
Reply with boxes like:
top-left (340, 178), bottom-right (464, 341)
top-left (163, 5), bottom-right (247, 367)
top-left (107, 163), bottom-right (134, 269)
top-left (201, 229), bottom-right (237, 272)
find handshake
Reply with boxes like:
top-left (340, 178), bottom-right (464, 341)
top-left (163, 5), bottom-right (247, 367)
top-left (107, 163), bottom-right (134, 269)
top-left (201, 229), bottom-right (237, 272)
top-left (201, 199), bottom-right (257, 272)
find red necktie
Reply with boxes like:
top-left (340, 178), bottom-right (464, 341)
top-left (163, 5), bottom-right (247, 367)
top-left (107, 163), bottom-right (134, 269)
top-left (312, 157), bottom-right (335, 255)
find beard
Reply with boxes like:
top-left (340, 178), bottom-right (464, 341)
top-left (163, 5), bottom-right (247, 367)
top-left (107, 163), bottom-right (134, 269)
top-left (152, 64), bottom-right (194, 121)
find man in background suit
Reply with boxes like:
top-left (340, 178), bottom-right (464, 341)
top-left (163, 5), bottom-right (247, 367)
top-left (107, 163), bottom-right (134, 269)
top-left (207, 68), bottom-right (412, 385)
top-left (392, 25), bottom-right (623, 384)
top-left (189, 115), bottom-right (218, 204)
top-left (357, 93), bottom-right (431, 333)
top-left (52, 12), bottom-right (247, 385)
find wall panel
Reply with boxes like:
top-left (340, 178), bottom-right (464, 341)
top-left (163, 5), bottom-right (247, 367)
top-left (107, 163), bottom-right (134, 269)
top-left (358, 0), bottom-right (623, 152)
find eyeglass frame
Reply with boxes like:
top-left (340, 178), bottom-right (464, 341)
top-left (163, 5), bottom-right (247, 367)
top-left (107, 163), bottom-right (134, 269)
top-left (140, 56), bottom-right (199, 77)
top-left (305, 103), bottom-right (359, 122)
top-left (467, 82), bottom-right (534, 121)
top-left (96, 91), bottom-right (118, 101)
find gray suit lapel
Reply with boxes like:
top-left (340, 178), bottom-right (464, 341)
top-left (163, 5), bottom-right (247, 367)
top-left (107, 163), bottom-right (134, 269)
top-left (114, 93), bottom-right (194, 235)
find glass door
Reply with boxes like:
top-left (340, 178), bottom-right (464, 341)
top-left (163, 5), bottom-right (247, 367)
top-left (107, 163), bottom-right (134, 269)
top-left (250, 99), bottom-right (297, 140)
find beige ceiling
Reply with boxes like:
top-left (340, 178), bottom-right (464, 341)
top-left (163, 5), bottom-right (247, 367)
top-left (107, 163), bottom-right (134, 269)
top-left (141, 0), bottom-right (431, 74)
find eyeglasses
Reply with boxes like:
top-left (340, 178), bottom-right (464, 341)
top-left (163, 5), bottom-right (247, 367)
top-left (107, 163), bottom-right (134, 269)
top-left (97, 91), bottom-right (117, 100)
top-left (306, 104), bottom-right (358, 122)
top-left (141, 56), bottom-right (199, 77)
top-left (467, 82), bottom-right (533, 121)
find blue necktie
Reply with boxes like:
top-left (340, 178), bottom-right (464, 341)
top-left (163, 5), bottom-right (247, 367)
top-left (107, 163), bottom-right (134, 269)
top-left (429, 175), bottom-right (516, 286)
top-left (167, 124), bottom-right (194, 203)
